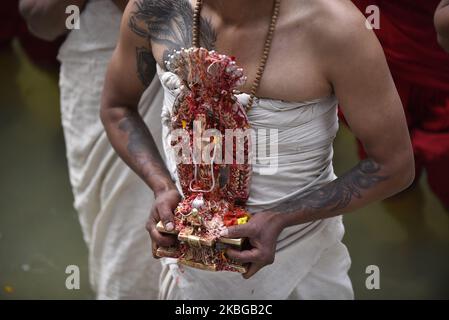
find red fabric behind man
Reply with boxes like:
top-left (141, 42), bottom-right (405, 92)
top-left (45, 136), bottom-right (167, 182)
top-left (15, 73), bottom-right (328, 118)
top-left (350, 0), bottom-right (449, 209)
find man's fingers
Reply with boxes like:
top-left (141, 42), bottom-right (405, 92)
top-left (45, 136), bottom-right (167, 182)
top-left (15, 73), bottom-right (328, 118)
top-left (149, 225), bottom-right (177, 247)
top-left (151, 242), bottom-right (160, 259)
top-left (152, 231), bottom-right (177, 247)
top-left (226, 248), bottom-right (259, 263)
top-left (243, 262), bottom-right (264, 279)
top-left (220, 223), bottom-right (254, 238)
top-left (157, 204), bottom-right (175, 231)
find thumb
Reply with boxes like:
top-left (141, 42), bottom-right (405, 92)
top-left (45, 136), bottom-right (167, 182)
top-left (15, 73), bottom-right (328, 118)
top-left (158, 203), bottom-right (175, 231)
top-left (220, 223), bottom-right (254, 238)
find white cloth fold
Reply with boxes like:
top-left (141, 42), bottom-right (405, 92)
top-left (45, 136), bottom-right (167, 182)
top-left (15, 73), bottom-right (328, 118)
top-left (58, 0), bottom-right (164, 299)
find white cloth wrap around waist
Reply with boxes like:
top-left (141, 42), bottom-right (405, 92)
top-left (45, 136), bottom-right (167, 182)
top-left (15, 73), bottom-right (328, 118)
top-left (57, 0), bottom-right (164, 299)
top-left (157, 65), bottom-right (346, 299)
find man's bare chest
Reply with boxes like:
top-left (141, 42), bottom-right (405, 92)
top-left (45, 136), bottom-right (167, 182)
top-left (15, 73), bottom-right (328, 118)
top-left (149, 8), bottom-right (332, 102)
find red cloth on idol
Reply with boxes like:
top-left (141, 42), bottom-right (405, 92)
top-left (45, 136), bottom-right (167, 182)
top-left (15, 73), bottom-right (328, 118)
top-left (349, 0), bottom-right (449, 208)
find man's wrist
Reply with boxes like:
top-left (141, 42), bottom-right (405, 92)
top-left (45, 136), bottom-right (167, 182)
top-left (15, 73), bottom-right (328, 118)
top-left (153, 181), bottom-right (178, 198)
top-left (269, 206), bottom-right (312, 231)
top-left (268, 210), bottom-right (294, 233)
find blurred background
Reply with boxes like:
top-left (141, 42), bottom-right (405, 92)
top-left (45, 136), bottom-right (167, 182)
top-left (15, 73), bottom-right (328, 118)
top-left (0, 0), bottom-right (448, 300)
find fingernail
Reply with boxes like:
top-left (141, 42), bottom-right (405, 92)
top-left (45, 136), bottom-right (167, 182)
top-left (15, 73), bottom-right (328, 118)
top-left (165, 222), bottom-right (174, 231)
top-left (220, 229), bottom-right (228, 237)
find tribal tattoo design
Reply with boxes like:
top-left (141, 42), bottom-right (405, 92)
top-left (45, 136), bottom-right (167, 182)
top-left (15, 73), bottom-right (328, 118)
top-left (129, 0), bottom-right (217, 86)
top-left (273, 158), bottom-right (389, 215)
top-left (118, 110), bottom-right (172, 186)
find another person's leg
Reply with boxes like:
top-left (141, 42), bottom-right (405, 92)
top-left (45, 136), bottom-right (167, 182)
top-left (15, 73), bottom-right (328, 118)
top-left (91, 79), bottom-right (165, 299)
top-left (59, 57), bottom-right (164, 299)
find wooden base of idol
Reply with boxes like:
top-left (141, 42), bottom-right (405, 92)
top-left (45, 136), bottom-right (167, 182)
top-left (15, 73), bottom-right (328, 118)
top-left (156, 221), bottom-right (243, 246)
top-left (155, 221), bottom-right (248, 273)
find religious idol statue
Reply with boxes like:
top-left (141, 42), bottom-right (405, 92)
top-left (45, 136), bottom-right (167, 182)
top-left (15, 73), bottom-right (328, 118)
top-left (155, 47), bottom-right (253, 273)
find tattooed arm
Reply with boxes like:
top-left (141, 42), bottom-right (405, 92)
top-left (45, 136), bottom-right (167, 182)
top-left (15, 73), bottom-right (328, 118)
top-left (101, 0), bottom-right (170, 195)
top-left (101, 0), bottom-right (180, 253)
top-left (435, 0), bottom-right (449, 52)
top-left (225, 5), bottom-right (414, 279)
top-left (276, 6), bottom-right (415, 224)
top-left (102, 0), bottom-right (216, 182)
top-left (101, 0), bottom-right (216, 253)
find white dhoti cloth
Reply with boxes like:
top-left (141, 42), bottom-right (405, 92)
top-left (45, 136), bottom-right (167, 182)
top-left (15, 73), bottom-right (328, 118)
top-left (156, 65), bottom-right (354, 300)
top-left (57, 0), bottom-right (163, 299)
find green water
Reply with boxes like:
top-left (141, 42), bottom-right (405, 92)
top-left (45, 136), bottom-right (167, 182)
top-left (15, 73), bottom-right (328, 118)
top-left (0, 40), bottom-right (448, 299)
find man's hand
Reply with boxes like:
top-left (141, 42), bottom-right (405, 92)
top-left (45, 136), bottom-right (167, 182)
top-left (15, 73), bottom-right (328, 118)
top-left (19, 0), bottom-right (87, 41)
top-left (19, 0), bottom-right (129, 41)
top-left (435, 0), bottom-right (449, 52)
top-left (221, 212), bottom-right (285, 279)
top-left (146, 188), bottom-right (181, 258)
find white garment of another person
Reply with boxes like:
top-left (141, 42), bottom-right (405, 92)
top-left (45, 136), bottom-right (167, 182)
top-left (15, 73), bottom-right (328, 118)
top-left (57, 0), bottom-right (164, 299)
top-left (156, 65), bottom-right (354, 300)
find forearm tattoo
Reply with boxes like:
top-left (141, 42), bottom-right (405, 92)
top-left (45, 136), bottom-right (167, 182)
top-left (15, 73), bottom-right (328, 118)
top-left (273, 159), bottom-right (389, 215)
top-left (135, 47), bottom-right (156, 87)
top-left (117, 0), bottom-right (217, 187)
top-left (118, 111), bottom-right (172, 187)
top-left (129, 0), bottom-right (217, 83)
